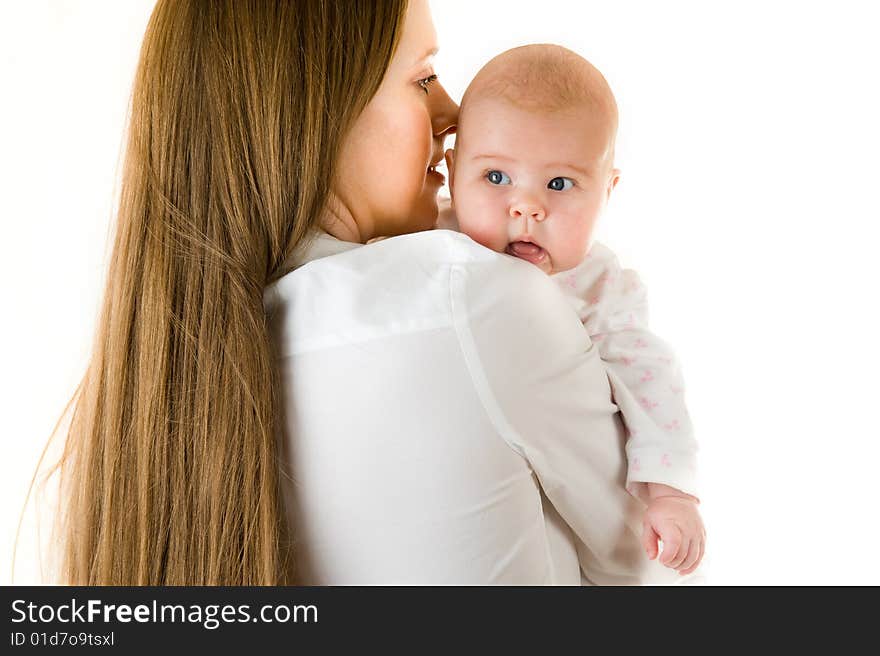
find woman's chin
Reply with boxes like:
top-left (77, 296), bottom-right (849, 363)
top-left (380, 189), bottom-right (443, 237)
top-left (380, 208), bottom-right (437, 238)
top-left (411, 192), bottom-right (441, 232)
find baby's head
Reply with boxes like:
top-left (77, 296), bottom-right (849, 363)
top-left (446, 44), bottom-right (620, 274)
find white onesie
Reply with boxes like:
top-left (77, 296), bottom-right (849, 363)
top-left (550, 241), bottom-right (699, 502)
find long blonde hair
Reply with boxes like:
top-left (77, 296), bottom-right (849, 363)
top-left (21, 0), bottom-right (407, 585)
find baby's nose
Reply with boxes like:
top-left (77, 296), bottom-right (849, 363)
top-left (509, 202), bottom-right (546, 222)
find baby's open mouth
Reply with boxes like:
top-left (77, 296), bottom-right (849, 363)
top-left (506, 241), bottom-right (548, 265)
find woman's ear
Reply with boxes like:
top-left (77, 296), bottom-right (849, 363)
top-left (445, 148), bottom-right (456, 199)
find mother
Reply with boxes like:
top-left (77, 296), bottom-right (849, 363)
top-left (51, 0), bottom-right (653, 584)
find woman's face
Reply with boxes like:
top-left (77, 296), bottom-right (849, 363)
top-left (333, 0), bottom-right (458, 242)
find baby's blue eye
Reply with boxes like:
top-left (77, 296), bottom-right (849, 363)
top-left (548, 177), bottom-right (574, 191)
top-left (486, 170), bottom-right (511, 185)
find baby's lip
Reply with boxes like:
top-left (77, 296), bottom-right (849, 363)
top-left (507, 235), bottom-right (543, 252)
top-left (506, 239), bottom-right (548, 265)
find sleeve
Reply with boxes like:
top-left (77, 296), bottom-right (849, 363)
top-left (564, 242), bottom-right (699, 502)
top-left (450, 253), bottom-right (675, 584)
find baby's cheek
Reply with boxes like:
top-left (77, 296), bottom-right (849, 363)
top-left (550, 241), bottom-right (585, 272)
top-left (456, 195), bottom-right (507, 252)
top-left (551, 210), bottom-right (597, 269)
top-left (468, 218), bottom-right (508, 253)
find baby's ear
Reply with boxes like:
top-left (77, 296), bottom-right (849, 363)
top-left (607, 168), bottom-right (621, 198)
top-left (445, 148), bottom-right (455, 168)
top-left (444, 148), bottom-right (456, 198)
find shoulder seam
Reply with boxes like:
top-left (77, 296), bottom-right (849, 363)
top-left (448, 263), bottom-right (528, 460)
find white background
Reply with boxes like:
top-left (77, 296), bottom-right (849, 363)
top-left (2, 1), bottom-right (878, 585)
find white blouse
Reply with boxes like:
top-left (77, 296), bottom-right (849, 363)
top-left (264, 229), bottom-right (675, 585)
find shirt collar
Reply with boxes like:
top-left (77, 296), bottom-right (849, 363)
top-left (264, 230), bottom-right (364, 313)
top-left (285, 229), bottom-right (363, 270)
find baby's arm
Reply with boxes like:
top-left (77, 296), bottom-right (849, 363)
top-left (554, 243), bottom-right (704, 573)
top-left (557, 242), bottom-right (699, 502)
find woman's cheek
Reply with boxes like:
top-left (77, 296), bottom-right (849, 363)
top-left (374, 101), bottom-right (428, 206)
top-left (400, 105), bottom-right (432, 183)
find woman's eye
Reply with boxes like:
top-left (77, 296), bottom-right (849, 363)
top-left (417, 74), bottom-right (438, 94)
top-left (548, 177), bottom-right (574, 191)
top-left (486, 170), bottom-right (511, 185)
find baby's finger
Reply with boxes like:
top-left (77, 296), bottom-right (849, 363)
top-left (676, 540), bottom-right (701, 573)
top-left (667, 537), bottom-right (691, 570)
top-left (642, 521), bottom-right (660, 560)
top-left (680, 536), bottom-right (705, 576)
top-left (669, 538), bottom-right (693, 569)
top-left (658, 529), bottom-right (682, 567)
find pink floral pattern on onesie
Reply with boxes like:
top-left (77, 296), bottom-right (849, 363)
top-left (552, 240), bottom-right (699, 502)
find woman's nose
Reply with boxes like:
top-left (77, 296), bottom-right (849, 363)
top-left (431, 81), bottom-right (458, 139)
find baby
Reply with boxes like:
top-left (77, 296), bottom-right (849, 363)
top-left (439, 44), bottom-right (705, 578)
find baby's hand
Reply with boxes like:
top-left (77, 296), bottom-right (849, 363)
top-left (642, 495), bottom-right (705, 575)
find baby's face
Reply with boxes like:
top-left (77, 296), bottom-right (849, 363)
top-left (449, 99), bottom-right (619, 275)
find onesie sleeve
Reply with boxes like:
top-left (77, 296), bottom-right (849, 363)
top-left (554, 242), bottom-right (699, 502)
